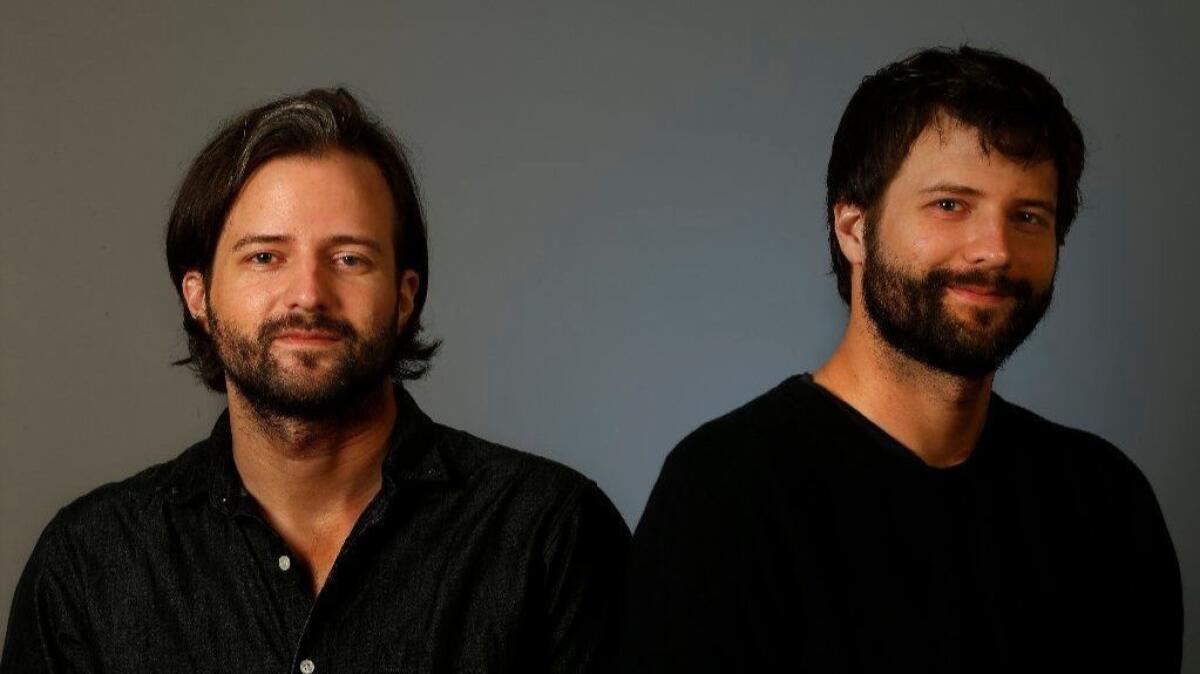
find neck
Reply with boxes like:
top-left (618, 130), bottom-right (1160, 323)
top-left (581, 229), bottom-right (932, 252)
top-left (225, 379), bottom-right (397, 534)
top-left (813, 302), bottom-right (993, 467)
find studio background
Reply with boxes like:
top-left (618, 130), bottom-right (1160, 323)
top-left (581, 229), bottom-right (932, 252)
top-left (2, 0), bottom-right (1197, 666)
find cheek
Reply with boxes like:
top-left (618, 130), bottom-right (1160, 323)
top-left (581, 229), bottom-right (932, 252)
top-left (353, 282), bottom-right (401, 327)
top-left (890, 223), bottom-right (958, 269)
top-left (381, 290), bottom-right (403, 324)
top-left (1016, 240), bottom-right (1059, 285)
top-left (908, 233), bottom-right (947, 262)
top-left (207, 273), bottom-right (276, 324)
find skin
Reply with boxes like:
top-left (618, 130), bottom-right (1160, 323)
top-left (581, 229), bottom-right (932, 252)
top-left (813, 117), bottom-right (1059, 467)
top-left (181, 149), bottom-right (419, 594)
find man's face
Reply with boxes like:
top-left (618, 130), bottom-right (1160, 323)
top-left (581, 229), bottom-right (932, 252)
top-left (859, 119), bottom-right (1060, 378)
top-left (184, 150), bottom-right (418, 420)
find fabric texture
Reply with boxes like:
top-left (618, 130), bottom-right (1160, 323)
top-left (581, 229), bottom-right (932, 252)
top-left (617, 374), bottom-right (1182, 673)
top-left (2, 387), bottom-right (630, 673)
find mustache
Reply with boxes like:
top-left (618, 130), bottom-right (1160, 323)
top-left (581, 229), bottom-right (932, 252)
top-left (257, 313), bottom-right (357, 343)
top-left (926, 268), bottom-right (1033, 299)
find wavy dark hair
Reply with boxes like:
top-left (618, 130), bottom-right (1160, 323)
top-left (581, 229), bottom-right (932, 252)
top-left (166, 87), bottom-right (439, 391)
top-left (826, 45), bottom-right (1086, 303)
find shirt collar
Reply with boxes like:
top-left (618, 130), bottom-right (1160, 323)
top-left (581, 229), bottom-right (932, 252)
top-left (162, 384), bottom-right (452, 510)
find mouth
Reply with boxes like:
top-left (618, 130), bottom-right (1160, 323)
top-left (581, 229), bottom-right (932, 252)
top-left (946, 284), bottom-right (1012, 306)
top-left (271, 330), bottom-right (344, 347)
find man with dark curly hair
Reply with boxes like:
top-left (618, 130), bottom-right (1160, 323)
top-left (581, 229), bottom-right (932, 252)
top-left (619, 47), bottom-right (1182, 672)
top-left (2, 89), bottom-right (629, 674)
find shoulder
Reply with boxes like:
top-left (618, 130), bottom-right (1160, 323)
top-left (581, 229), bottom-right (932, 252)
top-left (428, 423), bottom-right (628, 542)
top-left (658, 375), bottom-right (825, 487)
top-left (434, 423), bottom-right (597, 499)
top-left (993, 396), bottom-right (1136, 469)
top-left (630, 378), bottom-right (822, 571)
top-left (992, 396), bottom-right (1178, 598)
top-left (15, 441), bottom-right (204, 597)
top-left (631, 376), bottom-right (829, 535)
top-left (991, 395), bottom-right (1155, 496)
top-left (37, 441), bottom-right (205, 554)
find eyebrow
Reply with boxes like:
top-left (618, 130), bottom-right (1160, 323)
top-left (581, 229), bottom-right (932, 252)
top-left (327, 235), bottom-right (384, 253)
top-left (230, 234), bottom-right (385, 253)
top-left (920, 182), bottom-right (1057, 214)
top-left (1012, 198), bottom-right (1057, 215)
top-left (232, 234), bottom-right (290, 251)
top-left (920, 182), bottom-right (983, 197)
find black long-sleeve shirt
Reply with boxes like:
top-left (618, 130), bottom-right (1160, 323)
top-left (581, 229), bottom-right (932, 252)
top-left (619, 374), bottom-right (1182, 672)
top-left (2, 387), bottom-right (630, 673)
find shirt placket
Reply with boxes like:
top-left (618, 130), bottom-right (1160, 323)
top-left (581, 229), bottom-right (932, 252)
top-left (233, 479), bottom-right (396, 674)
top-left (225, 491), bottom-right (317, 670)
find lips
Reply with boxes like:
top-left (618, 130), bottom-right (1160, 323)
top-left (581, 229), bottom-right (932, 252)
top-left (258, 314), bottom-right (357, 348)
top-left (272, 330), bottom-right (343, 344)
top-left (947, 285), bottom-right (1011, 304)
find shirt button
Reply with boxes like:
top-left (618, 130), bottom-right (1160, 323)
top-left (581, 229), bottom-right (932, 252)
top-left (278, 555), bottom-right (291, 571)
top-left (299, 659), bottom-right (315, 674)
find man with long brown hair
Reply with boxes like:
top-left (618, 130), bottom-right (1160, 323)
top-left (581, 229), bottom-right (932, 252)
top-left (2, 88), bottom-right (628, 673)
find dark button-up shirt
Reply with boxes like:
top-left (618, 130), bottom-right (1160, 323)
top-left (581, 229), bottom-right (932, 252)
top-left (2, 388), bottom-right (630, 673)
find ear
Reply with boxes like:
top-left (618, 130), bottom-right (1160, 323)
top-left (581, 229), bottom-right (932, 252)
top-left (182, 270), bottom-right (209, 330)
top-left (832, 201), bottom-right (868, 266)
top-left (396, 269), bottom-right (420, 333)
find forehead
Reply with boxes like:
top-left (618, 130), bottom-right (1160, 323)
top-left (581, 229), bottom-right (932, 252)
top-left (890, 118), bottom-right (1058, 201)
top-left (221, 149), bottom-right (396, 245)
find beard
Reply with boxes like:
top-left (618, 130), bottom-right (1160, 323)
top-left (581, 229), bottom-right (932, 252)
top-left (207, 306), bottom-right (397, 422)
top-left (861, 224), bottom-right (1054, 379)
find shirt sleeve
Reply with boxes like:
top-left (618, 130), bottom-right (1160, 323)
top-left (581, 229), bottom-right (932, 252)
top-left (615, 434), bottom-right (774, 673)
top-left (1, 513), bottom-right (100, 673)
top-left (538, 481), bottom-right (631, 674)
top-left (1102, 454), bottom-right (1183, 673)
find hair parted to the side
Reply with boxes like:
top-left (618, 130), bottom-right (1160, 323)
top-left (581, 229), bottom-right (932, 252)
top-left (825, 45), bottom-right (1086, 304)
top-left (166, 87), bottom-right (439, 391)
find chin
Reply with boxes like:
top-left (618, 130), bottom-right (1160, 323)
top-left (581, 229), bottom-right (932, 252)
top-left (951, 304), bottom-right (1011, 329)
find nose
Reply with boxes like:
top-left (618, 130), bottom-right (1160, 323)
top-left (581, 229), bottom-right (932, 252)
top-left (283, 257), bottom-right (336, 313)
top-left (961, 207), bottom-right (1011, 270)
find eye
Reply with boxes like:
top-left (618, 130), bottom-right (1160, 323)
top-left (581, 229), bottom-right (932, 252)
top-left (1014, 210), bottom-right (1053, 232)
top-left (248, 252), bottom-right (276, 265)
top-left (334, 253), bottom-right (370, 269)
top-left (935, 199), bottom-right (960, 212)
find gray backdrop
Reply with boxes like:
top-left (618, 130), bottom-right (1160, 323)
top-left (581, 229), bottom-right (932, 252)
top-left (3, 0), bottom-right (1198, 666)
